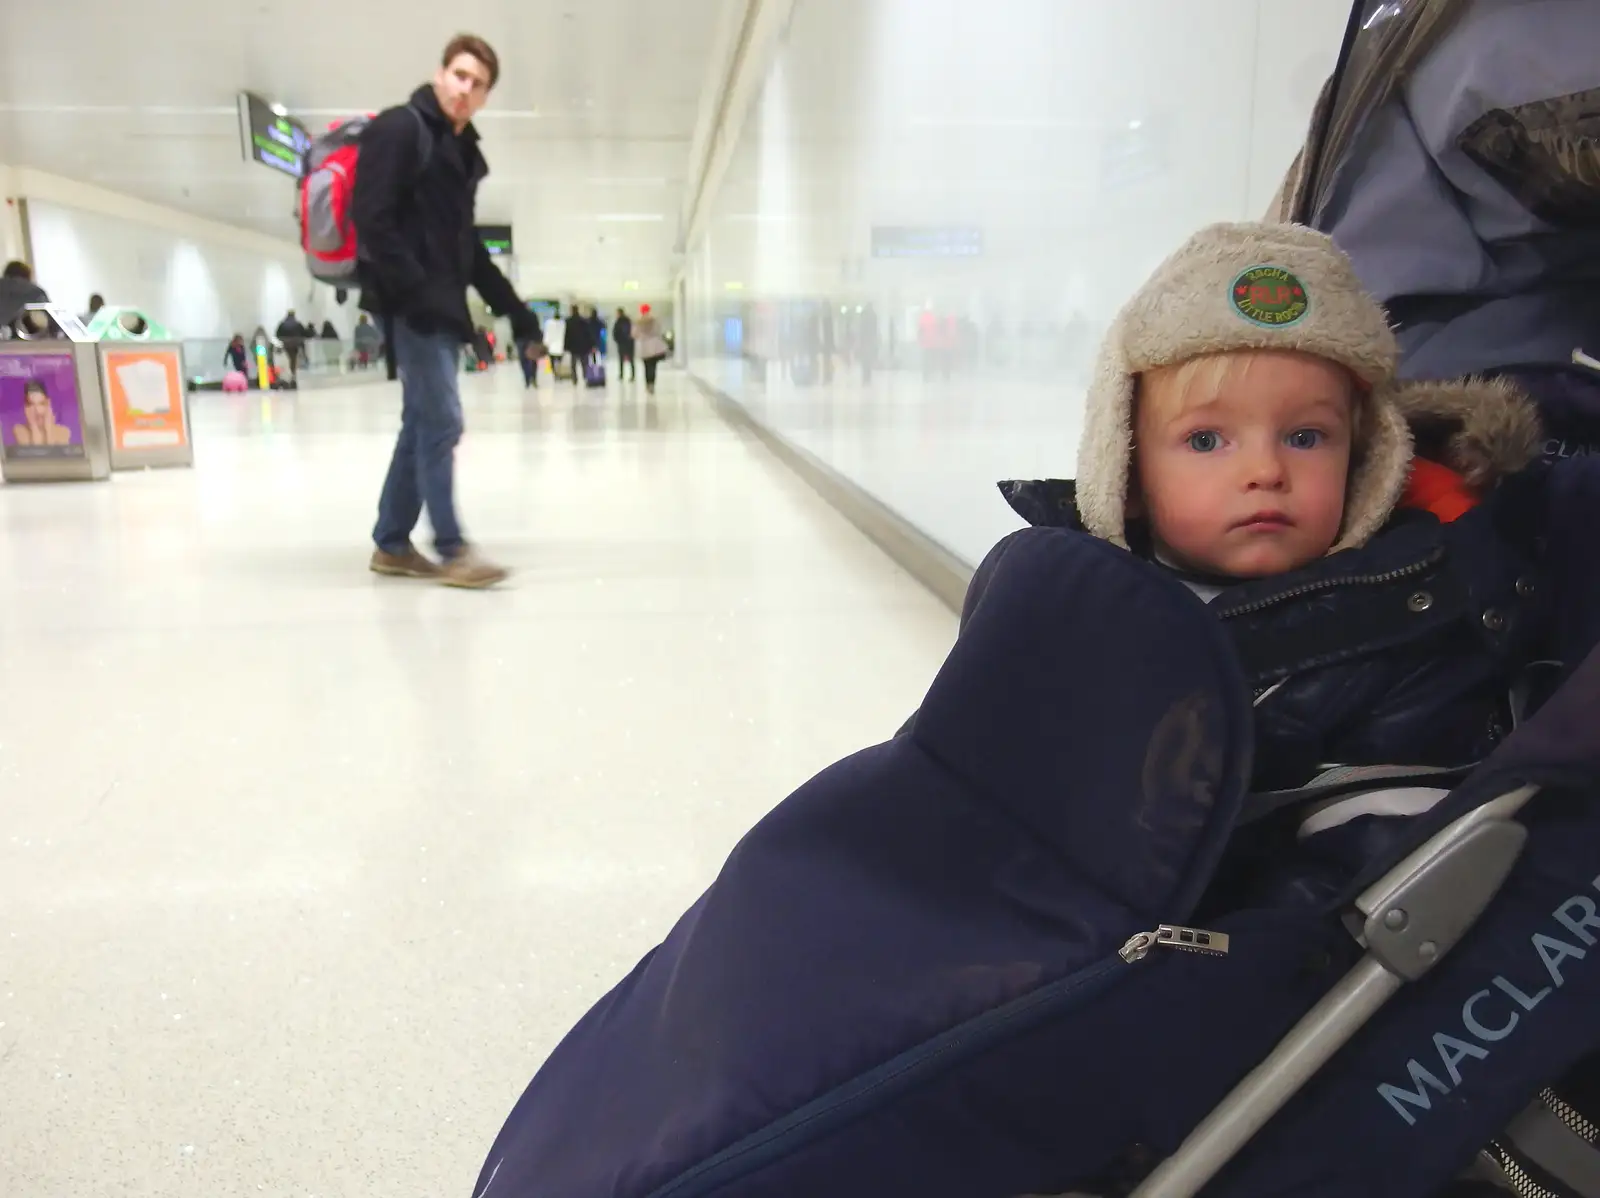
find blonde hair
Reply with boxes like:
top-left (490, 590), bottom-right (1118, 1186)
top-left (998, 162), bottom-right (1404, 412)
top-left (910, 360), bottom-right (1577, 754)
top-left (1137, 350), bottom-right (1363, 435)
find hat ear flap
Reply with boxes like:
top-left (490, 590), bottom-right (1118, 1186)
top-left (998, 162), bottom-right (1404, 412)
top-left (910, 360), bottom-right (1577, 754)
top-left (1074, 324), bottom-right (1137, 548)
top-left (1333, 386), bottom-right (1413, 553)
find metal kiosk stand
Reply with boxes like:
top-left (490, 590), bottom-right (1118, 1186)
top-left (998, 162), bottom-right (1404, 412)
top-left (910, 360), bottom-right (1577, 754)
top-left (87, 306), bottom-right (194, 470)
top-left (0, 305), bottom-right (113, 483)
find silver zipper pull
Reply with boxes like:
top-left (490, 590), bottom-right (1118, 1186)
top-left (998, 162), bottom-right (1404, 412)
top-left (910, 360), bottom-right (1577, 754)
top-left (1120, 924), bottom-right (1230, 963)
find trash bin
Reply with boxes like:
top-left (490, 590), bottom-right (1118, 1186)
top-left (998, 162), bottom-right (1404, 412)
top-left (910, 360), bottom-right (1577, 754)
top-left (83, 305), bottom-right (174, 342)
top-left (88, 307), bottom-right (194, 470)
top-left (0, 305), bottom-right (113, 483)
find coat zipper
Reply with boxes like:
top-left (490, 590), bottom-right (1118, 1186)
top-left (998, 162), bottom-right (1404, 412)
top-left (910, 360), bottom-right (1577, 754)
top-left (1215, 545), bottom-right (1445, 620)
top-left (649, 924), bottom-right (1230, 1198)
top-left (1119, 924), bottom-right (1231, 962)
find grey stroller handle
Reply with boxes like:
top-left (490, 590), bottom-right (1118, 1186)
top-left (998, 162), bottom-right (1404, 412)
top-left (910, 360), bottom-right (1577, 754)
top-left (1129, 784), bottom-right (1541, 1198)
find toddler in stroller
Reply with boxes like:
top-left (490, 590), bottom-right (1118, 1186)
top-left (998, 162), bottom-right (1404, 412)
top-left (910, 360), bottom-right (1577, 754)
top-left (985, 219), bottom-right (1600, 1196)
top-left (465, 219), bottom-right (1600, 1198)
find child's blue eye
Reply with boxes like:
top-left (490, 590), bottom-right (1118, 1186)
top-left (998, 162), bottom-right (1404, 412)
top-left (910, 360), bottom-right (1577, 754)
top-left (1286, 429), bottom-right (1325, 450)
top-left (1187, 430), bottom-right (1220, 452)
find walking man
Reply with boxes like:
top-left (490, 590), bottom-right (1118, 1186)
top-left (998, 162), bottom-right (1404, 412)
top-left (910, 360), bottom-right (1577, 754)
top-left (354, 33), bottom-right (543, 588)
top-left (612, 307), bottom-right (636, 382)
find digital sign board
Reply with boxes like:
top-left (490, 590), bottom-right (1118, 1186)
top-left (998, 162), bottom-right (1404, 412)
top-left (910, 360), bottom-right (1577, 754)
top-left (477, 225), bottom-right (515, 257)
top-left (870, 226), bottom-right (983, 259)
top-left (236, 92), bottom-right (313, 178)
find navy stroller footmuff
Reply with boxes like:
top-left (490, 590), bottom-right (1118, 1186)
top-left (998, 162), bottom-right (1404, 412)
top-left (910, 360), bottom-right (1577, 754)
top-left (471, 528), bottom-right (1255, 1198)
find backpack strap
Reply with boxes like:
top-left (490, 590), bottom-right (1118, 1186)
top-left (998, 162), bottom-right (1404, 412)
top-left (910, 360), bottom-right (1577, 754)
top-left (406, 103), bottom-right (435, 178)
top-left (379, 105), bottom-right (436, 382)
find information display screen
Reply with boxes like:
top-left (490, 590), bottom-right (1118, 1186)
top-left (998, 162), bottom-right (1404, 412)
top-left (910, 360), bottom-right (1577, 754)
top-left (477, 225), bottom-right (515, 257)
top-left (237, 92), bottom-right (313, 178)
top-left (870, 225), bottom-right (983, 259)
top-left (526, 299), bottom-right (562, 324)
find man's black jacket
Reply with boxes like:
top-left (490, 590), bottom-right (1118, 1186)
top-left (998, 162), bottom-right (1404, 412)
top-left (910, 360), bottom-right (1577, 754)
top-left (351, 85), bottom-right (538, 347)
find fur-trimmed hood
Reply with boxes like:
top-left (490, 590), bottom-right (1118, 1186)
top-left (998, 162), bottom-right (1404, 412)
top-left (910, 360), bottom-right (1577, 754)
top-left (1390, 374), bottom-right (1544, 489)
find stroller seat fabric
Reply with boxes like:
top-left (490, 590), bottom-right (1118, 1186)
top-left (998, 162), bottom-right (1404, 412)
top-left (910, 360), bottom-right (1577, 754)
top-left (472, 527), bottom-right (1600, 1198)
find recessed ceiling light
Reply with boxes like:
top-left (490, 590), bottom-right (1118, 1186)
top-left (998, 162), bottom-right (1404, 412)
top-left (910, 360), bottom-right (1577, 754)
top-left (595, 214), bottom-right (665, 223)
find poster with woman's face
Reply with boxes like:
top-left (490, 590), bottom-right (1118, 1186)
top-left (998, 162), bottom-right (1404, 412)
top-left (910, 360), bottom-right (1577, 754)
top-left (0, 354), bottom-right (85, 459)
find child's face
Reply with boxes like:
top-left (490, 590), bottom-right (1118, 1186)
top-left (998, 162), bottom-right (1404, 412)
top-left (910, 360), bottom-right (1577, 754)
top-left (1132, 351), bottom-right (1355, 578)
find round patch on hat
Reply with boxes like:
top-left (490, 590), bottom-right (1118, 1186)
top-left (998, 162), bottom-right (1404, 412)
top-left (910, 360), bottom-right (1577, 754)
top-left (1230, 265), bottom-right (1309, 327)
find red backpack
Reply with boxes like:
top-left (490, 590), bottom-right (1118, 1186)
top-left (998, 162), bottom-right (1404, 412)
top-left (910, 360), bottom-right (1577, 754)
top-left (297, 106), bottom-right (431, 286)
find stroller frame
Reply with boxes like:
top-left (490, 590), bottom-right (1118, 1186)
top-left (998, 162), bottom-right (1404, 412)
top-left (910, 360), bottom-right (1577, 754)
top-left (1139, 0), bottom-right (1600, 1189)
top-left (1132, 784), bottom-right (1542, 1198)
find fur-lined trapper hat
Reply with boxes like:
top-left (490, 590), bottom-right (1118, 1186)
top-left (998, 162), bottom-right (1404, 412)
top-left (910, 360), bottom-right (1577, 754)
top-left (1075, 221), bottom-right (1412, 553)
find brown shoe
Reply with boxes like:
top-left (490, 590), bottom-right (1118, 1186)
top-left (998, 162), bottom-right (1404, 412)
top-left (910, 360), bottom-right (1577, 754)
top-left (438, 546), bottom-right (509, 589)
top-left (370, 544), bottom-right (442, 579)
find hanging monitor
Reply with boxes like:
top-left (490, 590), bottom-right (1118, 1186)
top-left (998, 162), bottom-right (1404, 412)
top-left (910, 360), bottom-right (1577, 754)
top-left (477, 225), bottom-right (515, 257)
top-left (870, 226), bottom-right (983, 259)
top-left (237, 92), bottom-right (312, 178)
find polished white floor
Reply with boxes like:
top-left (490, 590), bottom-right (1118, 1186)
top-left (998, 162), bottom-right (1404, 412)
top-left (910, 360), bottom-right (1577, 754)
top-left (0, 365), bottom-right (956, 1197)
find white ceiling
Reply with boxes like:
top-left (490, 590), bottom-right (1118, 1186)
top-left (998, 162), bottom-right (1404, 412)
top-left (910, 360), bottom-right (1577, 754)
top-left (0, 0), bottom-right (733, 296)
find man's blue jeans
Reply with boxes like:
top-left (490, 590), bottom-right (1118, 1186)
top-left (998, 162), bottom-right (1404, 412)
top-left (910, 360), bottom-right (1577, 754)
top-left (373, 320), bottom-right (466, 558)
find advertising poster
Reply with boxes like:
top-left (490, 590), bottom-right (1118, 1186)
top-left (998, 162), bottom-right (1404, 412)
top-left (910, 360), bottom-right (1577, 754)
top-left (103, 348), bottom-right (187, 450)
top-left (0, 353), bottom-right (85, 460)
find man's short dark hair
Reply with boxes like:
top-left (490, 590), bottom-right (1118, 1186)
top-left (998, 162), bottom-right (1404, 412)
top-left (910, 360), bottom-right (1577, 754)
top-left (3, 260), bottom-right (32, 281)
top-left (443, 33), bottom-right (499, 89)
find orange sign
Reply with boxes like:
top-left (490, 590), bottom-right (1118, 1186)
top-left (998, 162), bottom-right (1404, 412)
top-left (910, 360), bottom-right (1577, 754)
top-left (103, 348), bottom-right (188, 450)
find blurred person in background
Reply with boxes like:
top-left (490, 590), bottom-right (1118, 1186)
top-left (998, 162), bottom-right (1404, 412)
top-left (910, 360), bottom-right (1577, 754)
top-left (0, 260), bottom-right (48, 330)
top-left (248, 326), bottom-right (275, 384)
top-left (276, 309), bottom-right (309, 381)
top-left (543, 307), bottom-right (567, 380)
top-left (636, 304), bottom-right (669, 395)
top-left (563, 302), bottom-right (593, 386)
top-left (352, 314), bottom-right (382, 368)
top-left (858, 302), bottom-right (879, 384)
top-left (225, 334), bottom-right (250, 374)
top-left (472, 325), bottom-right (494, 370)
top-left (517, 309), bottom-right (541, 389)
top-left (613, 307), bottom-right (635, 382)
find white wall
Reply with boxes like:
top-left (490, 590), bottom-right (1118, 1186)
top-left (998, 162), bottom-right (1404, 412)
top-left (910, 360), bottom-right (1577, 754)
top-left (7, 166), bottom-right (341, 340)
top-left (684, 0), bottom-right (1353, 567)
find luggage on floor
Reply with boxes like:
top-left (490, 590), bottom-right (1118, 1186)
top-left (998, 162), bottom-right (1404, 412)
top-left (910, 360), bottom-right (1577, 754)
top-left (584, 353), bottom-right (606, 388)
